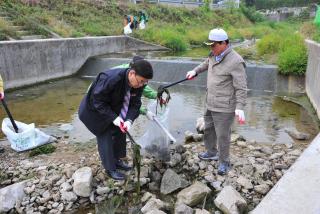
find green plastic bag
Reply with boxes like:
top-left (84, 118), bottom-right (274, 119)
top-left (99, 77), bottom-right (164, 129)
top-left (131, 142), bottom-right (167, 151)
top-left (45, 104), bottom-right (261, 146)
top-left (314, 5), bottom-right (320, 27)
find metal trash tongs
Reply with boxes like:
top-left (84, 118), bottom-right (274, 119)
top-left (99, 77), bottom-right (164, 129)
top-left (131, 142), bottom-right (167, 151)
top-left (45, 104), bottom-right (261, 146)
top-left (153, 117), bottom-right (176, 143)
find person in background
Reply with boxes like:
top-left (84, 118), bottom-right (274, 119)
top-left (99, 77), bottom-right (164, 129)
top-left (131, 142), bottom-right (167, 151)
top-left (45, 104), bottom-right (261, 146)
top-left (123, 14), bottom-right (139, 30)
top-left (113, 56), bottom-right (166, 120)
top-left (186, 28), bottom-right (247, 175)
top-left (138, 10), bottom-right (148, 28)
top-left (0, 74), bottom-right (5, 153)
top-left (78, 60), bottom-right (153, 180)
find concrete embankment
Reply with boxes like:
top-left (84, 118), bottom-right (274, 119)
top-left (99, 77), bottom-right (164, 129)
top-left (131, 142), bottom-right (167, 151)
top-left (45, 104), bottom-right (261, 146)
top-left (0, 36), bottom-right (168, 90)
top-left (305, 40), bottom-right (320, 119)
top-left (251, 39), bottom-right (320, 214)
top-left (79, 57), bottom-right (304, 94)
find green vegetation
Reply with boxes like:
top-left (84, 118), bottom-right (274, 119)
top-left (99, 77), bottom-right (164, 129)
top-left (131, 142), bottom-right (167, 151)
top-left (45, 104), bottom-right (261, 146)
top-left (277, 34), bottom-right (307, 75)
top-left (244, 0), bottom-right (319, 10)
top-left (29, 144), bottom-right (56, 157)
top-left (0, 0), bottom-right (319, 75)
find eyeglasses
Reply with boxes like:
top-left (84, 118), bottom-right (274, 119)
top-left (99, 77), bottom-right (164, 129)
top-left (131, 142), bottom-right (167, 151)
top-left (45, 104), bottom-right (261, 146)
top-left (134, 74), bottom-right (148, 86)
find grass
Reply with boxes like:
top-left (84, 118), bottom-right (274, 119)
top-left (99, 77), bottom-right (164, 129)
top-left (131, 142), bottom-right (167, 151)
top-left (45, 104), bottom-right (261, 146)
top-left (0, 0), bottom-right (319, 75)
top-left (29, 144), bottom-right (56, 157)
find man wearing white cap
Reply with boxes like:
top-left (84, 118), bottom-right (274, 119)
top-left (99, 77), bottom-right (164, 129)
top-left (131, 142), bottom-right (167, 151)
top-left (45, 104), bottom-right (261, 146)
top-left (186, 28), bottom-right (247, 175)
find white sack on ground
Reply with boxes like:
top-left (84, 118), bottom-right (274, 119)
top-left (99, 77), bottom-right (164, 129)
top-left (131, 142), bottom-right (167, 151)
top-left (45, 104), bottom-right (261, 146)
top-left (2, 118), bottom-right (53, 152)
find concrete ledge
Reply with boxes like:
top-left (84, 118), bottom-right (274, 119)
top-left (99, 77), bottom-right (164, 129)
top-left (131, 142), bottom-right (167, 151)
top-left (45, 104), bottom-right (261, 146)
top-left (251, 133), bottom-right (320, 214)
top-left (305, 39), bottom-right (320, 119)
top-left (78, 57), bottom-right (304, 94)
top-left (0, 36), bottom-right (168, 90)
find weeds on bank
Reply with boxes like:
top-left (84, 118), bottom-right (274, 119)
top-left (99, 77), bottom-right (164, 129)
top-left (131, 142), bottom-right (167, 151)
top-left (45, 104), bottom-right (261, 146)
top-left (29, 144), bottom-right (56, 157)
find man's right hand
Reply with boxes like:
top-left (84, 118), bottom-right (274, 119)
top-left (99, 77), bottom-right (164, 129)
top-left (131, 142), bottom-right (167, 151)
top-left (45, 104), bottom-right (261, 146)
top-left (113, 116), bottom-right (124, 127)
top-left (0, 92), bottom-right (4, 100)
top-left (186, 70), bottom-right (197, 80)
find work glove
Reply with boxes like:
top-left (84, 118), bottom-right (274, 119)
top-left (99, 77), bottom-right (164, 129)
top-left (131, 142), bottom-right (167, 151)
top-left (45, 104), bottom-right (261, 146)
top-left (120, 121), bottom-right (132, 133)
top-left (146, 111), bottom-right (156, 120)
top-left (235, 109), bottom-right (245, 124)
top-left (113, 116), bottom-right (124, 127)
top-left (0, 92), bottom-right (4, 100)
top-left (186, 70), bottom-right (197, 80)
top-left (157, 97), bottom-right (167, 106)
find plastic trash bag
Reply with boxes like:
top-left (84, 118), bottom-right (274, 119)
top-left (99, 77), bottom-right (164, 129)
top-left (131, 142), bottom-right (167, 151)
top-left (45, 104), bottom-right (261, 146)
top-left (139, 20), bottom-right (145, 30)
top-left (123, 23), bottom-right (132, 35)
top-left (2, 118), bottom-right (52, 152)
top-left (138, 101), bottom-right (171, 161)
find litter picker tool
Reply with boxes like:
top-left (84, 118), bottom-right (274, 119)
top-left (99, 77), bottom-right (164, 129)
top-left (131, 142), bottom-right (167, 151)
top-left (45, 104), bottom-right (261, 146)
top-left (1, 99), bottom-right (18, 133)
top-left (156, 74), bottom-right (197, 112)
top-left (153, 117), bottom-right (176, 143)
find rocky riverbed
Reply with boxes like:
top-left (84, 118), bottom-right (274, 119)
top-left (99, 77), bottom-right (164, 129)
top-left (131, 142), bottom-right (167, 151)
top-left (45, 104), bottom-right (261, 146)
top-left (0, 129), bottom-right (309, 214)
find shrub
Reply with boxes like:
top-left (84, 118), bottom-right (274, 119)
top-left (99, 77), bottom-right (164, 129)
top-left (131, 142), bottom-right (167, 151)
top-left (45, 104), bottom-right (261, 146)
top-left (256, 33), bottom-right (281, 56)
top-left (240, 5), bottom-right (264, 23)
top-left (277, 34), bottom-right (307, 75)
top-left (161, 30), bottom-right (187, 51)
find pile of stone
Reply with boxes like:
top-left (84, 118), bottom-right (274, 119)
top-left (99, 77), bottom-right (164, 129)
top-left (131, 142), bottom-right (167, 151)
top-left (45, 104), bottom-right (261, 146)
top-left (0, 127), bottom-right (305, 213)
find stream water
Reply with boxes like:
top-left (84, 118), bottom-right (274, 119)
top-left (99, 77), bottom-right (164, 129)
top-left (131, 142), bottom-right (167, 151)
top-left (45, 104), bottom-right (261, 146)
top-left (0, 76), bottom-right (318, 146)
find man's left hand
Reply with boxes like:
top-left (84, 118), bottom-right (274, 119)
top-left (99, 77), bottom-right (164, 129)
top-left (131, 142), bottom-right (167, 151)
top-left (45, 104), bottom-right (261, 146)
top-left (158, 97), bottom-right (167, 105)
top-left (235, 109), bottom-right (245, 124)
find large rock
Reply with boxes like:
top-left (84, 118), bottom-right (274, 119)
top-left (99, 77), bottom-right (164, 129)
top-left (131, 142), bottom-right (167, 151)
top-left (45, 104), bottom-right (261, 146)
top-left (236, 176), bottom-right (253, 190)
top-left (196, 117), bottom-right (205, 133)
top-left (146, 210), bottom-right (167, 214)
top-left (160, 169), bottom-right (189, 195)
top-left (175, 203), bottom-right (193, 214)
top-left (177, 181), bottom-right (211, 207)
top-left (141, 198), bottom-right (168, 214)
top-left (285, 128), bottom-right (310, 140)
top-left (0, 180), bottom-right (27, 213)
top-left (195, 209), bottom-right (211, 214)
top-left (214, 186), bottom-right (247, 214)
top-left (72, 167), bottom-right (92, 197)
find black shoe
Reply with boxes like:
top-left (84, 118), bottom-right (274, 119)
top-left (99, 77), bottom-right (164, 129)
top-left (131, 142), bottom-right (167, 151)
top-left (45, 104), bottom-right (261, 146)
top-left (0, 147), bottom-right (4, 153)
top-left (116, 160), bottom-right (132, 171)
top-left (106, 170), bottom-right (125, 180)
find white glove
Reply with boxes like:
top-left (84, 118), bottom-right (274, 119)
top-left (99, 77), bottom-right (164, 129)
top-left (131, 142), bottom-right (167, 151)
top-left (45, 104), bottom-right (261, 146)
top-left (123, 121), bottom-right (132, 132)
top-left (146, 111), bottom-right (156, 120)
top-left (0, 92), bottom-right (4, 100)
top-left (113, 116), bottom-right (124, 127)
top-left (235, 109), bottom-right (245, 124)
top-left (186, 70), bottom-right (197, 80)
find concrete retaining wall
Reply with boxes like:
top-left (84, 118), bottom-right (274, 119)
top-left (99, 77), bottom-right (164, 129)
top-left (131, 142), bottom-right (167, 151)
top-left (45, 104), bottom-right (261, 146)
top-left (305, 40), bottom-right (320, 119)
top-left (249, 39), bottom-right (320, 214)
top-left (78, 57), bottom-right (305, 94)
top-left (0, 36), bottom-right (168, 90)
top-left (251, 133), bottom-right (320, 214)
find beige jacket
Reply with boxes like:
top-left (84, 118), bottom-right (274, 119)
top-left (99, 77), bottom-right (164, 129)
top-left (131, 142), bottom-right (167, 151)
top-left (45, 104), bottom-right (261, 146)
top-left (193, 48), bottom-right (247, 113)
top-left (0, 74), bottom-right (3, 93)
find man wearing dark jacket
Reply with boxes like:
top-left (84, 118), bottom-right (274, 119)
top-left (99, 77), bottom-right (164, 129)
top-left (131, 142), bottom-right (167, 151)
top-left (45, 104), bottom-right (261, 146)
top-left (78, 59), bottom-right (153, 180)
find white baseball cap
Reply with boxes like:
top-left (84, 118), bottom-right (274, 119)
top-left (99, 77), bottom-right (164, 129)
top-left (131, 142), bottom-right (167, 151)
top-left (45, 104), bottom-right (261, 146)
top-left (204, 28), bottom-right (228, 46)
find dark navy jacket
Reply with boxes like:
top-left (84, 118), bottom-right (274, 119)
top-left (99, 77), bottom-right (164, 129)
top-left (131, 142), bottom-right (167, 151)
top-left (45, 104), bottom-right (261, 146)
top-left (78, 68), bottom-right (143, 136)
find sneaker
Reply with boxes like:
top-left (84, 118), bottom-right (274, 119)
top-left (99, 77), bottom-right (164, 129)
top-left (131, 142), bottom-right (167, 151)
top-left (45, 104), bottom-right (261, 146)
top-left (198, 152), bottom-right (218, 161)
top-left (115, 160), bottom-right (132, 171)
top-left (218, 162), bottom-right (230, 175)
top-left (106, 170), bottom-right (126, 180)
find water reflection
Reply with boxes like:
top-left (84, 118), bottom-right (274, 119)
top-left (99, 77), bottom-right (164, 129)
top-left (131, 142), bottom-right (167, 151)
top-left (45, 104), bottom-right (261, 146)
top-left (0, 77), bottom-right (318, 145)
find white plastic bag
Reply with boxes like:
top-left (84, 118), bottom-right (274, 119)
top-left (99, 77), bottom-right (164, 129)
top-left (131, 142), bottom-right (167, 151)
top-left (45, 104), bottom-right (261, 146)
top-left (2, 118), bottom-right (52, 152)
top-left (138, 101), bottom-right (170, 161)
top-left (123, 23), bottom-right (132, 35)
top-left (139, 20), bottom-right (145, 30)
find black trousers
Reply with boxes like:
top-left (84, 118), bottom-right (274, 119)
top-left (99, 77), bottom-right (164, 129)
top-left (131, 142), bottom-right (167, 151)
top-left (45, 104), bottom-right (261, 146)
top-left (96, 126), bottom-right (126, 171)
